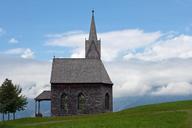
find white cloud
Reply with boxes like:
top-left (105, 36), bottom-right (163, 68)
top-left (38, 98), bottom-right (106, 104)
top-left (45, 29), bottom-right (192, 62)
top-left (0, 55), bottom-right (51, 98)
top-left (0, 55), bottom-right (192, 98)
top-left (124, 35), bottom-right (192, 61)
top-left (0, 27), bottom-right (5, 36)
top-left (107, 59), bottom-right (192, 97)
top-left (45, 30), bottom-right (84, 38)
top-left (4, 48), bottom-right (34, 59)
top-left (4, 48), bottom-right (24, 54)
top-left (46, 29), bottom-right (161, 61)
top-left (9, 38), bottom-right (19, 44)
top-left (45, 31), bottom-right (86, 47)
top-left (21, 48), bottom-right (34, 59)
top-left (1, 29), bottom-right (192, 99)
top-left (151, 82), bottom-right (192, 96)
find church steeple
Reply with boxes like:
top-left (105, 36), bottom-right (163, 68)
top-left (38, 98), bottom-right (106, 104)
top-left (89, 10), bottom-right (97, 41)
top-left (85, 10), bottom-right (101, 59)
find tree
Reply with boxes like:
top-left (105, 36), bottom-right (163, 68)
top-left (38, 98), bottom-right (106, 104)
top-left (0, 79), bottom-right (9, 121)
top-left (0, 97), bottom-right (5, 121)
top-left (0, 78), bottom-right (27, 120)
top-left (13, 85), bottom-right (27, 119)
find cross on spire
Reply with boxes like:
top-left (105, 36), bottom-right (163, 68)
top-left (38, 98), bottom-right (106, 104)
top-left (92, 10), bottom-right (94, 16)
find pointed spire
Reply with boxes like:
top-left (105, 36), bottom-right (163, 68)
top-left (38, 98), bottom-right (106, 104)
top-left (89, 10), bottom-right (97, 41)
top-left (85, 10), bottom-right (101, 59)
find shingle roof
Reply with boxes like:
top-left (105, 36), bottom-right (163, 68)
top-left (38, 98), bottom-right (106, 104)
top-left (50, 58), bottom-right (112, 84)
top-left (35, 91), bottom-right (51, 101)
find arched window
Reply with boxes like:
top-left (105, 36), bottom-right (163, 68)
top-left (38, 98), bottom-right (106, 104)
top-left (105, 93), bottom-right (110, 110)
top-left (78, 93), bottom-right (85, 111)
top-left (61, 93), bottom-right (68, 111)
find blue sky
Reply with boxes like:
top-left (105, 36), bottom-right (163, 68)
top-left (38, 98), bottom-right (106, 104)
top-left (1, 0), bottom-right (192, 98)
top-left (1, 0), bottom-right (192, 60)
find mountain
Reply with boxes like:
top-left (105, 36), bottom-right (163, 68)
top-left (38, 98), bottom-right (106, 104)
top-left (113, 95), bottom-right (192, 111)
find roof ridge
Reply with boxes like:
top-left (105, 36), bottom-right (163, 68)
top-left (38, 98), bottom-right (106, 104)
top-left (54, 58), bottom-right (85, 60)
top-left (54, 58), bottom-right (102, 60)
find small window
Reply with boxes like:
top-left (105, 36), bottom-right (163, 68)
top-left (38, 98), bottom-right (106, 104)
top-left (61, 93), bottom-right (68, 111)
top-left (105, 93), bottom-right (110, 110)
top-left (78, 93), bottom-right (85, 111)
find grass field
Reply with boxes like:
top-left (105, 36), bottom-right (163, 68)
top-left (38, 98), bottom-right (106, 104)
top-left (0, 100), bottom-right (192, 128)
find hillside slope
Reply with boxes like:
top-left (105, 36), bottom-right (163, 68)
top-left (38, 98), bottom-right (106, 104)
top-left (0, 100), bottom-right (192, 128)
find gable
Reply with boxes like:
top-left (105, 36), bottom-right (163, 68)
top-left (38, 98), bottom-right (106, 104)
top-left (86, 41), bottom-right (100, 59)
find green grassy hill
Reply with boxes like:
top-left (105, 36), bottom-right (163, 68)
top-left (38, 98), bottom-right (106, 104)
top-left (1, 100), bottom-right (192, 128)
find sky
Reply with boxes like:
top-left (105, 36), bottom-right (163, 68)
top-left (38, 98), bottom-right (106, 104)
top-left (0, 0), bottom-right (192, 98)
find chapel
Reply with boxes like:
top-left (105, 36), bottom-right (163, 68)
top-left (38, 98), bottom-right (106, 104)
top-left (35, 11), bottom-right (113, 116)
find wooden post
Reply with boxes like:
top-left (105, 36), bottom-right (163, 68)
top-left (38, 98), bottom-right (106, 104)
top-left (8, 113), bottom-right (10, 120)
top-left (35, 100), bottom-right (37, 116)
top-left (2, 113), bottom-right (4, 121)
top-left (38, 101), bottom-right (40, 114)
top-left (13, 113), bottom-right (15, 120)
